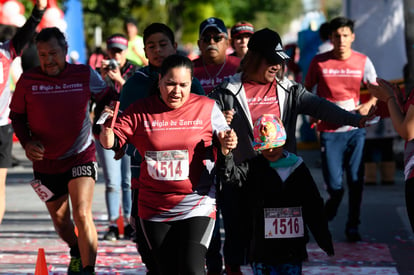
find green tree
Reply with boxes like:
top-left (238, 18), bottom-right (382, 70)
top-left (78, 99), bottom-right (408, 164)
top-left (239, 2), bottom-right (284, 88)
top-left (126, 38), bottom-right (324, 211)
top-left (80, 0), bottom-right (302, 51)
top-left (323, 0), bottom-right (342, 20)
top-left (233, 0), bottom-right (303, 33)
top-left (81, 0), bottom-right (168, 52)
top-left (18, 0), bottom-right (302, 58)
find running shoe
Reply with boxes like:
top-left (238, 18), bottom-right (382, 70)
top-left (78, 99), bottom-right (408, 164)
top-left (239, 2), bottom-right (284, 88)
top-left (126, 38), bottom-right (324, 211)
top-left (345, 227), bottom-right (362, 242)
top-left (103, 225), bottom-right (119, 241)
top-left (124, 224), bottom-right (134, 240)
top-left (67, 256), bottom-right (83, 274)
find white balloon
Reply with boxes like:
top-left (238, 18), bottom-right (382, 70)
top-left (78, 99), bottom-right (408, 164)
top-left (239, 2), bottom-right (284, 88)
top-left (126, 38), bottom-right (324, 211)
top-left (44, 7), bottom-right (63, 21)
top-left (3, 1), bottom-right (21, 16)
top-left (12, 14), bottom-right (26, 27)
top-left (70, 50), bottom-right (79, 62)
top-left (42, 7), bottom-right (66, 31)
top-left (56, 19), bottom-right (67, 32)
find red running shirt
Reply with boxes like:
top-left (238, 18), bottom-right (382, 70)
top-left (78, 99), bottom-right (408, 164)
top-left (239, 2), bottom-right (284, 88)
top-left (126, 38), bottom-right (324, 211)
top-left (193, 55), bottom-right (240, 94)
top-left (10, 64), bottom-right (107, 172)
top-left (305, 50), bottom-right (377, 132)
top-left (113, 94), bottom-right (228, 221)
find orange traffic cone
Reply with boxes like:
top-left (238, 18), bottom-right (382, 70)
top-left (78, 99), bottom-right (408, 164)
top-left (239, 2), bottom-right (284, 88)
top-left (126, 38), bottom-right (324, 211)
top-left (117, 207), bottom-right (124, 236)
top-left (34, 248), bottom-right (48, 275)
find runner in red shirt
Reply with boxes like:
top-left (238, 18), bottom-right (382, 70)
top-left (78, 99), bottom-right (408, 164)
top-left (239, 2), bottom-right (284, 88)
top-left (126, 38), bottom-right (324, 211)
top-left (100, 54), bottom-right (235, 275)
top-left (305, 17), bottom-right (378, 242)
top-left (9, 27), bottom-right (107, 275)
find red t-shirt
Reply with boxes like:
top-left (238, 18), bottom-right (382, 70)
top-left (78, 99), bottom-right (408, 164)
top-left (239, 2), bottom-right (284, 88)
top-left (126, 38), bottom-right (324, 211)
top-left (10, 64), bottom-right (107, 173)
top-left (244, 79), bottom-right (281, 123)
top-left (305, 50), bottom-right (377, 132)
top-left (113, 94), bottom-right (226, 221)
top-left (193, 55), bottom-right (240, 94)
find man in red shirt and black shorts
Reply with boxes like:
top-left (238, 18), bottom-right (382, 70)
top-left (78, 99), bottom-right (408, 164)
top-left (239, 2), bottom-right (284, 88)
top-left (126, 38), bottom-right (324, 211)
top-left (9, 27), bottom-right (108, 275)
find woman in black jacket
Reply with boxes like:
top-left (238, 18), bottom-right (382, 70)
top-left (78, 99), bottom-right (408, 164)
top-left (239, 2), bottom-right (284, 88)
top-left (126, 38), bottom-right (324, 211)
top-left (217, 114), bottom-right (334, 275)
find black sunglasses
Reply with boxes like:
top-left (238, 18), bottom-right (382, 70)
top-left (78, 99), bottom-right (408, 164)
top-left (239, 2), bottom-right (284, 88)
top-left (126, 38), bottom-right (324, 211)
top-left (202, 35), bottom-right (225, 43)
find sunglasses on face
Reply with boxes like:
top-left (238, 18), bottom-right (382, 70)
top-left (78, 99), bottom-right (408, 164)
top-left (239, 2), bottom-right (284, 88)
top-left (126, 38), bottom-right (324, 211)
top-left (202, 35), bottom-right (225, 43)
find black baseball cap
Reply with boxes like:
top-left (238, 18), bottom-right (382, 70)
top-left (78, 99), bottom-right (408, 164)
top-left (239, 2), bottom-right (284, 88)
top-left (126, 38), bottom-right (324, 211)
top-left (247, 28), bottom-right (290, 64)
top-left (199, 17), bottom-right (227, 37)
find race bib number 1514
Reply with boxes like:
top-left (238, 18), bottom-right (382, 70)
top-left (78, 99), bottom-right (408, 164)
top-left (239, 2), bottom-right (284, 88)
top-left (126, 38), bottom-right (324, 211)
top-left (145, 150), bottom-right (189, 181)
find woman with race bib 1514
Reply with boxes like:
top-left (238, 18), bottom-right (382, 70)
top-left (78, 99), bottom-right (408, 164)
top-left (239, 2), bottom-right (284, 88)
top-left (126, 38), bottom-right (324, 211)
top-left (99, 54), bottom-right (237, 275)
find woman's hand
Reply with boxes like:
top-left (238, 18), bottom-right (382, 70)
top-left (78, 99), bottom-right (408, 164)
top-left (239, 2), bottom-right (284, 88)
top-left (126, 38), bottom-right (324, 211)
top-left (99, 126), bottom-right (115, 149)
top-left (36, 0), bottom-right (47, 11)
top-left (222, 109), bottom-right (235, 125)
top-left (218, 129), bottom-right (238, 155)
top-left (367, 78), bottom-right (395, 102)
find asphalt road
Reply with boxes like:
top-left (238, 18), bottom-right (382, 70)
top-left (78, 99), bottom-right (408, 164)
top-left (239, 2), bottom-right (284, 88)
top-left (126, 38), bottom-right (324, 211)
top-left (1, 142), bottom-right (414, 274)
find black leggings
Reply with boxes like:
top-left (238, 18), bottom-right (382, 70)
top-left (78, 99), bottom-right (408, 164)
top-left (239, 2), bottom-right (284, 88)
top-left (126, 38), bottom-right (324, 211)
top-left (406, 178), bottom-right (414, 233)
top-left (141, 216), bottom-right (215, 275)
top-left (130, 189), bottom-right (159, 274)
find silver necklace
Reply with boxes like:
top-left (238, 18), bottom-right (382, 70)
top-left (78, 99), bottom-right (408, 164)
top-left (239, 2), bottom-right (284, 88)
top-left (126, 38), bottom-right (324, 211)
top-left (202, 58), bottom-right (226, 86)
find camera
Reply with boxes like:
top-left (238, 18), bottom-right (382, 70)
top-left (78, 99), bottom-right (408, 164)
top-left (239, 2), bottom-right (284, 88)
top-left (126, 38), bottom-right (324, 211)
top-left (102, 59), bottom-right (119, 70)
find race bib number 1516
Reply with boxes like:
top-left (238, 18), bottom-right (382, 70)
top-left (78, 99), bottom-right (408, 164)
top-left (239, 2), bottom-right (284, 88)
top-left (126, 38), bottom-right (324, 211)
top-left (264, 207), bottom-right (304, 239)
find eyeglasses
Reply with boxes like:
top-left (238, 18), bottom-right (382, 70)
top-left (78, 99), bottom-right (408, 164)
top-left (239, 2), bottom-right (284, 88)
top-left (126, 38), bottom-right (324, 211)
top-left (202, 35), bottom-right (225, 43)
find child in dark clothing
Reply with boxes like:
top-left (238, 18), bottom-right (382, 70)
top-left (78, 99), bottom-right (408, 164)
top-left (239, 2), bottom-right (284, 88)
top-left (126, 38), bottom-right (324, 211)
top-left (217, 114), bottom-right (334, 275)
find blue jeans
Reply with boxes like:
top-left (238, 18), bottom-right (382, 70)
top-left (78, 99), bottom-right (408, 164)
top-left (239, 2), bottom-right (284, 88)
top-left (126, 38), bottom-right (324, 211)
top-left (320, 128), bottom-right (365, 227)
top-left (95, 141), bottom-right (131, 221)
